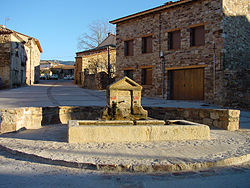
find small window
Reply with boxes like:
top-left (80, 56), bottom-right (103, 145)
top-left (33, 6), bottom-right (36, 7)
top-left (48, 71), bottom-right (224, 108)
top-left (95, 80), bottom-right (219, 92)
top-left (168, 30), bottom-right (181, 50)
top-left (141, 68), bottom-right (152, 85)
top-left (124, 40), bottom-right (133, 56)
top-left (142, 36), bottom-right (152, 53)
top-left (190, 25), bottom-right (205, 46)
top-left (124, 70), bottom-right (133, 80)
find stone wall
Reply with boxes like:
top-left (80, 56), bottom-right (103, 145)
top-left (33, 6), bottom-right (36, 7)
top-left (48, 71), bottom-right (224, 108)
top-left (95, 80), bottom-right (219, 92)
top-left (0, 106), bottom-right (239, 134)
top-left (115, 0), bottom-right (223, 101)
top-left (144, 107), bottom-right (240, 131)
top-left (0, 33), bottom-right (11, 88)
top-left (0, 107), bottom-right (42, 134)
top-left (75, 48), bottom-right (116, 88)
top-left (41, 106), bottom-right (104, 125)
top-left (113, 0), bottom-right (249, 109)
top-left (84, 72), bottom-right (116, 90)
top-left (221, 0), bottom-right (250, 109)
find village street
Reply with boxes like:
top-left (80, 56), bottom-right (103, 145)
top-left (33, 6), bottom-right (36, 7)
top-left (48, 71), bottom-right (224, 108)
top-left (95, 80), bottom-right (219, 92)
top-left (0, 79), bottom-right (218, 108)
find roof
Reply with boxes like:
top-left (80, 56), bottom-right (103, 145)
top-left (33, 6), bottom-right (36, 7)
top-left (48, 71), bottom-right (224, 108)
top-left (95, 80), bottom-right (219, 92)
top-left (0, 25), bottom-right (43, 53)
top-left (110, 0), bottom-right (193, 24)
top-left (98, 33), bottom-right (116, 48)
top-left (76, 33), bottom-right (116, 56)
top-left (51, 64), bottom-right (75, 70)
top-left (108, 76), bottom-right (142, 91)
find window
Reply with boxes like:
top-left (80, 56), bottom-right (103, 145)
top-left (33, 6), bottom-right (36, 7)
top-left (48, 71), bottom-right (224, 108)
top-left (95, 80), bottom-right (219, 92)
top-left (141, 68), bottom-right (152, 85)
top-left (124, 40), bottom-right (133, 56)
top-left (142, 36), bottom-right (152, 53)
top-left (190, 25), bottom-right (205, 46)
top-left (168, 30), bottom-right (181, 50)
top-left (124, 70), bottom-right (133, 80)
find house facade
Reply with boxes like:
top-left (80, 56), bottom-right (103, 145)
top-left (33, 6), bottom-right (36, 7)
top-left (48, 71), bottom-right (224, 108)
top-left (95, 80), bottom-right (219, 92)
top-left (110, 0), bottom-right (249, 109)
top-left (75, 33), bottom-right (116, 89)
top-left (0, 25), bottom-right (42, 88)
top-left (51, 64), bottom-right (75, 79)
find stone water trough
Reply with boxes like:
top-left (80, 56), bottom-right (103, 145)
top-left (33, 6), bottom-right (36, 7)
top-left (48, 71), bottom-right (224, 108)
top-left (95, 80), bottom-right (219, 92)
top-left (68, 77), bottom-right (210, 143)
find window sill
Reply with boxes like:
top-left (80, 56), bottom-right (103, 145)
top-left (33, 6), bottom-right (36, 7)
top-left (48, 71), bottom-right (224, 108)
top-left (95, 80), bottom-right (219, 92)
top-left (142, 52), bottom-right (153, 54)
top-left (168, 48), bottom-right (181, 51)
top-left (190, 45), bottom-right (205, 48)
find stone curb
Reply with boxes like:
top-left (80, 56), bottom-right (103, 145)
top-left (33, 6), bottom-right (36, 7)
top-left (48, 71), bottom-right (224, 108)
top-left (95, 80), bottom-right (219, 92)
top-left (0, 143), bottom-right (249, 173)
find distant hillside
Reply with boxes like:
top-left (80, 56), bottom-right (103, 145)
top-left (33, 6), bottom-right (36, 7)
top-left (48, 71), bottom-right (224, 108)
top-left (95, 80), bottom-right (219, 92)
top-left (41, 60), bottom-right (75, 65)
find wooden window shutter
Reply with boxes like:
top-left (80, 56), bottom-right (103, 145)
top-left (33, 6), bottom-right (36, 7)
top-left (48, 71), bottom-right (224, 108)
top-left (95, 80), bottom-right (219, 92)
top-left (172, 30), bottom-right (181, 49)
top-left (168, 32), bottom-right (172, 50)
top-left (146, 68), bottom-right (152, 85)
top-left (147, 36), bottom-right (152, 53)
top-left (128, 40), bottom-right (133, 56)
top-left (195, 26), bottom-right (205, 46)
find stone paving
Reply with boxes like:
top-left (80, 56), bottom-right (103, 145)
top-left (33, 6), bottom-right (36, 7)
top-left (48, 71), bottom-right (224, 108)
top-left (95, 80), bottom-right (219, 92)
top-left (0, 125), bottom-right (249, 173)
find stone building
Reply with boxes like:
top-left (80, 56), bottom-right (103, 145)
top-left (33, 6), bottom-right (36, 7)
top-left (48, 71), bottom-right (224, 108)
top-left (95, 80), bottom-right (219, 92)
top-left (51, 64), bottom-right (75, 79)
top-left (75, 33), bottom-right (116, 89)
top-left (0, 25), bottom-right (42, 88)
top-left (110, 0), bottom-right (250, 109)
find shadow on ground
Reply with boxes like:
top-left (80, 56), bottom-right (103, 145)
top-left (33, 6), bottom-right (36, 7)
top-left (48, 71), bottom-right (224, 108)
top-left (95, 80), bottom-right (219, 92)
top-left (0, 124), bottom-right (68, 142)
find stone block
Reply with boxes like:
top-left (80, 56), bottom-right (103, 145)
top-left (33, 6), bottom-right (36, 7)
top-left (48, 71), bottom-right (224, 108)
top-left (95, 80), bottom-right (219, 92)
top-left (210, 112), bottom-right (219, 120)
top-left (203, 118), bottom-right (213, 126)
top-left (150, 124), bottom-right (210, 141)
top-left (68, 124), bottom-right (150, 143)
top-left (68, 120), bottom-right (210, 143)
top-left (135, 120), bottom-right (165, 125)
top-left (78, 120), bottom-right (134, 126)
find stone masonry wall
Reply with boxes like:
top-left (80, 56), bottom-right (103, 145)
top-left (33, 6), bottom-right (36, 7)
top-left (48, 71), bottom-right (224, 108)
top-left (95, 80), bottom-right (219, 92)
top-left (0, 33), bottom-right (11, 88)
top-left (41, 106), bottom-right (104, 125)
top-left (221, 0), bottom-right (250, 109)
top-left (0, 107), bottom-right (42, 134)
top-left (0, 106), bottom-right (239, 134)
top-left (75, 48), bottom-right (116, 88)
top-left (115, 0), bottom-right (224, 102)
top-left (144, 107), bottom-right (240, 131)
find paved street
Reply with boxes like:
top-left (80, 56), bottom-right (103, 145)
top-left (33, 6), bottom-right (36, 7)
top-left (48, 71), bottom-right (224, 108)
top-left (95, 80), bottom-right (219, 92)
top-left (0, 80), bottom-right (223, 108)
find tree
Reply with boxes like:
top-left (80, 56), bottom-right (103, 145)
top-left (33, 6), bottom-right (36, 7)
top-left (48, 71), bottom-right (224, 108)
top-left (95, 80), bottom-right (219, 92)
top-left (77, 19), bottom-right (115, 50)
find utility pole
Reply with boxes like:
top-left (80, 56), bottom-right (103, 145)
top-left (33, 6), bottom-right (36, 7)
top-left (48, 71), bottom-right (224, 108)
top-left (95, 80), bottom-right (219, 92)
top-left (107, 46), bottom-right (111, 83)
top-left (5, 17), bottom-right (10, 27)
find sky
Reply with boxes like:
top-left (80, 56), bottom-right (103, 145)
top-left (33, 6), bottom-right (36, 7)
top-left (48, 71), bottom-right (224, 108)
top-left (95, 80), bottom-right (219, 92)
top-left (1, 0), bottom-right (172, 61)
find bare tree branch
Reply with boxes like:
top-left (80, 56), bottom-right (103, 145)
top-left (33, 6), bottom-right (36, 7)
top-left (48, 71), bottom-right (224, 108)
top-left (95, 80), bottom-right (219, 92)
top-left (77, 19), bottom-right (115, 50)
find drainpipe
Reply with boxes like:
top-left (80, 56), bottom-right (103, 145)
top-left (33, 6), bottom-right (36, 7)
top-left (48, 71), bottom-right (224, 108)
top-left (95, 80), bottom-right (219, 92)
top-left (28, 38), bottom-right (32, 85)
top-left (160, 51), bottom-right (165, 99)
top-left (107, 46), bottom-right (111, 80)
top-left (213, 42), bottom-right (216, 96)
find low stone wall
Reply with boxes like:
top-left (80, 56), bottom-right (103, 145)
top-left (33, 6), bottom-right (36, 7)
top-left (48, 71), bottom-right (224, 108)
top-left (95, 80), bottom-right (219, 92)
top-left (144, 107), bottom-right (240, 131)
top-left (68, 120), bottom-right (210, 143)
top-left (0, 107), bottom-right (42, 134)
top-left (41, 106), bottom-right (104, 125)
top-left (0, 106), bottom-right (240, 134)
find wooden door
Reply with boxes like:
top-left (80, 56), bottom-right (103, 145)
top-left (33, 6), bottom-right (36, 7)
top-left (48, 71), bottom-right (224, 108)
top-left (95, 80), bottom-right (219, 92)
top-left (171, 68), bottom-right (204, 100)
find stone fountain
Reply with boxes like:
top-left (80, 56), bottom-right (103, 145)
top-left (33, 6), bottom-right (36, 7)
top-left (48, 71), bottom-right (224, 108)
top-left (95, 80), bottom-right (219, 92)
top-left (68, 77), bottom-right (210, 143)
